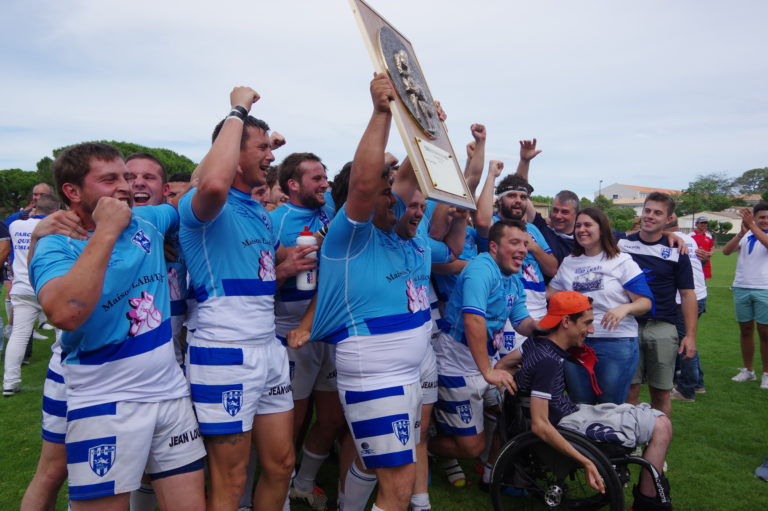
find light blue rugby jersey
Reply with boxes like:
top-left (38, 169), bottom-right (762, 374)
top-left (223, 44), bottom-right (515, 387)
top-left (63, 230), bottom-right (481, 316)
top-left (310, 201), bottom-right (437, 344)
top-left (29, 204), bottom-right (188, 408)
top-left (433, 225), bottom-right (487, 301)
top-left (441, 252), bottom-right (530, 356)
top-left (179, 187), bottom-right (278, 342)
top-left (270, 202), bottom-right (335, 303)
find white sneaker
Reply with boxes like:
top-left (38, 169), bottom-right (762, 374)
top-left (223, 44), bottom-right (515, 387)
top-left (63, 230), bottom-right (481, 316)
top-left (761, 373), bottom-right (768, 389)
top-left (32, 331), bottom-right (47, 340)
top-left (731, 368), bottom-right (756, 382)
top-left (40, 322), bottom-right (55, 331)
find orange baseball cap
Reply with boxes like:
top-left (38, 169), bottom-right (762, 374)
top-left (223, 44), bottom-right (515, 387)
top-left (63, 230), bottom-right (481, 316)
top-left (538, 291), bottom-right (593, 329)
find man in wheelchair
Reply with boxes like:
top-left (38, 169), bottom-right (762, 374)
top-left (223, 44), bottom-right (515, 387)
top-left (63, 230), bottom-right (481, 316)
top-left (514, 290), bottom-right (673, 510)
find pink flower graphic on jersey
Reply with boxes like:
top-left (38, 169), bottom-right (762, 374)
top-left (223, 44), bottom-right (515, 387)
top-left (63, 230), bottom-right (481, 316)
top-left (259, 250), bottom-right (276, 281)
top-left (492, 329), bottom-right (504, 351)
top-left (522, 263), bottom-right (539, 283)
top-left (167, 267), bottom-right (182, 301)
top-left (127, 291), bottom-right (162, 336)
top-left (406, 279), bottom-right (429, 313)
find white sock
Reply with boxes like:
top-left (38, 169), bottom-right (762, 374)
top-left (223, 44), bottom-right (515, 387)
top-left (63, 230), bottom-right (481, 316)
top-left (480, 412), bottom-right (498, 464)
top-left (238, 448), bottom-right (259, 508)
top-left (129, 484), bottom-right (157, 511)
top-left (343, 464), bottom-right (377, 511)
top-left (294, 446), bottom-right (329, 492)
top-left (409, 492), bottom-right (430, 511)
top-left (441, 458), bottom-right (466, 486)
top-left (482, 461), bottom-right (492, 484)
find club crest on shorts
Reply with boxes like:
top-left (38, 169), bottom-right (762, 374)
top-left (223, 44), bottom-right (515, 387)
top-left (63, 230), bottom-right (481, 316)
top-left (222, 390), bottom-right (243, 417)
top-left (457, 403), bottom-right (473, 424)
top-left (88, 443), bottom-right (116, 477)
top-left (392, 419), bottom-right (410, 446)
top-left (131, 229), bottom-right (152, 254)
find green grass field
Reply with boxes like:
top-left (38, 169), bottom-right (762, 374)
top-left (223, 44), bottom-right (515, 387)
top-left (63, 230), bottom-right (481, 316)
top-left (1, 252), bottom-right (766, 509)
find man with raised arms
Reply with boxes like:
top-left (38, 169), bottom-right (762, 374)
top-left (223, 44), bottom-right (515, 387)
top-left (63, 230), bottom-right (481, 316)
top-left (178, 87), bottom-right (313, 511)
top-left (29, 142), bottom-right (205, 511)
top-left (302, 73), bottom-right (437, 511)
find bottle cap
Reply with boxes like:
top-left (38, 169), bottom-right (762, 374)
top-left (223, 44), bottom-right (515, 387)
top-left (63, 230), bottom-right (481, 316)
top-left (300, 226), bottom-right (313, 236)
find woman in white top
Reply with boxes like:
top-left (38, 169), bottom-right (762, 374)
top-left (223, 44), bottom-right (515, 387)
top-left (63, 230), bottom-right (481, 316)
top-left (549, 207), bottom-right (653, 404)
top-left (722, 203), bottom-right (768, 388)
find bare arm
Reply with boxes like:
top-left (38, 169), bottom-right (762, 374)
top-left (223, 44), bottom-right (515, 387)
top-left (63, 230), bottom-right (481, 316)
top-left (513, 139), bottom-right (542, 182)
top-left (475, 160), bottom-right (504, 238)
top-left (527, 237), bottom-right (559, 277)
top-left (0, 240), bottom-right (9, 267)
top-left (678, 289), bottom-right (698, 359)
top-left (513, 316), bottom-right (537, 338)
top-left (287, 294), bottom-right (317, 349)
top-left (427, 203), bottom-right (453, 241)
top-left (463, 124), bottom-right (486, 195)
top-left (443, 208), bottom-right (468, 258)
top-left (529, 397), bottom-right (605, 493)
top-left (191, 87), bottom-right (261, 222)
top-left (601, 292), bottom-right (652, 331)
top-left (432, 259), bottom-right (468, 275)
top-left (722, 221), bottom-right (747, 255)
top-left (37, 198), bottom-right (131, 331)
top-left (28, 210), bottom-right (89, 264)
top-left (464, 312), bottom-right (516, 394)
top-left (347, 74), bottom-right (395, 222)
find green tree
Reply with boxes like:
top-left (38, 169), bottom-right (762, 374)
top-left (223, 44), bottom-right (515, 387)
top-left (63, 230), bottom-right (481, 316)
top-left (579, 197), bottom-right (594, 210)
top-left (36, 156), bottom-right (54, 186)
top-left (604, 206), bottom-right (636, 232)
top-left (677, 172), bottom-right (734, 216)
top-left (0, 168), bottom-right (40, 214)
top-left (731, 167), bottom-right (768, 195)
top-left (530, 195), bottom-right (552, 204)
top-left (709, 221), bottom-right (733, 236)
top-left (593, 195), bottom-right (613, 211)
top-left (50, 141), bottom-right (197, 175)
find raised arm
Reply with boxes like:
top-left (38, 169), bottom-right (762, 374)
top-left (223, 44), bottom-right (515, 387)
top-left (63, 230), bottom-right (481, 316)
top-left (191, 87), bottom-right (261, 222)
top-left (741, 208), bottom-right (768, 249)
top-left (347, 73), bottom-right (395, 222)
top-left (513, 139), bottom-right (542, 182)
top-left (443, 208), bottom-right (469, 258)
top-left (722, 220), bottom-right (747, 255)
top-left (463, 124), bottom-right (486, 195)
top-left (475, 160), bottom-right (504, 238)
top-left (37, 197), bottom-right (131, 330)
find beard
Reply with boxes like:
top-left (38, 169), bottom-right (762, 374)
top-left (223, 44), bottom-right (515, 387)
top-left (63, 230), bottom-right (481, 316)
top-left (500, 202), bottom-right (523, 221)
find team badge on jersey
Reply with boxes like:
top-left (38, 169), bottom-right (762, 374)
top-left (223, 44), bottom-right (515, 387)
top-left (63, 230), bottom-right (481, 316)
top-left (131, 229), bottom-right (152, 254)
top-left (392, 419), bottom-right (410, 446)
top-left (406, 279), bottom-right (429, 313)
top-left (88, 444), bottom-right (116, 477)
top-left (127, 291), bottom-right (162, 336)
top-left (222, 390), bottom-right (243, 417)
top-left (457, 403), bottom-right (473, 424)
top-left (660, 247), bottom-right (671, 259)
top-left (318, 209), bottom-right (330, 227)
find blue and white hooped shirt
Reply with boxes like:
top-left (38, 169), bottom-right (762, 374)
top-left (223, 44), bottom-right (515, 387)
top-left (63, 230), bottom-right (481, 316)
top-left (179, 187), bottom-right (278, 343)
top-left (30, 205), bottom-right (187, 409)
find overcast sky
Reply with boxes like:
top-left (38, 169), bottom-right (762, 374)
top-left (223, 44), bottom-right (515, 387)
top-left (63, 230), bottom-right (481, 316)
top-left (1, 0), bottom-right (766, 199)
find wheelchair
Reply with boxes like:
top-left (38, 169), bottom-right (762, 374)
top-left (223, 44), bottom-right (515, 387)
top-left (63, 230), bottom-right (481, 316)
top-left (489, 393), bottom-right (671, 510)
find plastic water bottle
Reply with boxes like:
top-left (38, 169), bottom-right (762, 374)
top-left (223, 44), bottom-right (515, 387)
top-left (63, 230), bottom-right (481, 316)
top-left (296, 226), bottom-right (317, 291)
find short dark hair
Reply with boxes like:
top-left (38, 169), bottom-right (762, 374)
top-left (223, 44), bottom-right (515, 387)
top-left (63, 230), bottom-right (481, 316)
top-left (168, 172), bottom-right (191, 183)
top-left (554, 190), bottom-right (579, 210)
top-left (211, 116), bottom-right (270, 148)
top-left (489, 218), bottom-right (528, 246)
top-left (754, 202), bottom-right (768, 215)
top-left (34, 194), bottom-right (59, 215)
top-left (644, 192), bottom-right (676, 216)
top-left (278, 152), bottom-right (325, 195)
top-left (125, 152), bottom-right (167, 183)
top-left (572, 208), bottom-right (620, 258)
top-left (331, 162), bottom-right (353, 213)
top-left (265, 166), bottom-right (279, 188)
top-left (54, 142), bottom-right (122, 206)
top-left (496, 174), bottom-right (533, 196)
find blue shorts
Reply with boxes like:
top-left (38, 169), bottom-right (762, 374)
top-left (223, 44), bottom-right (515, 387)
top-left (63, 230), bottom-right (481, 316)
top-left (733, 287), bottom-right (768, 324)
top-left (434, 374), bottom-right (496, 437)
top-left (341, 382), bottom-right (421, 470)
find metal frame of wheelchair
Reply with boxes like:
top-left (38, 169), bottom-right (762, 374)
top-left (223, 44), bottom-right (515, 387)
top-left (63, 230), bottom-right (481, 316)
top-left (489, 394), bottom-right (670, 510)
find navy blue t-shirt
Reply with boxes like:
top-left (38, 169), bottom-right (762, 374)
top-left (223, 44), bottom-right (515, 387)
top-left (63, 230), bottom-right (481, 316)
top-left (514, 337), bottom-right (579, 425)
top-left (617, 233), bottom-right (694, 323)
top-left (533, 213), bottom-right (574, 265)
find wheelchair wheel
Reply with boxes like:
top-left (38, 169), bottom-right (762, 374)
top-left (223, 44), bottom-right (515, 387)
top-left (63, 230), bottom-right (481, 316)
top-left (490, 429), bottom-right (624, 510)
